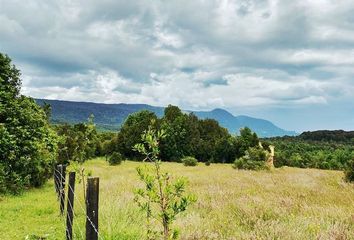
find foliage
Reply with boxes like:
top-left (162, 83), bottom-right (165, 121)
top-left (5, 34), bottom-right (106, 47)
top-left (55, 115), bottom-right (102, 164)
top-left (0, 53), bottom-right (58, 194)
top-left (116, 110), bottom-right (158, 159)
top-left (133, 127), bottom-right (196, 240)
top-left (266, 136), bottom-right (354, 170)
top-left (108, 152), bottom-right (123, 166)
top-left (233, 147), bottom-right (269, 170)
top-left (110, 105), bottom-right (259, 164)
top-left (181, 156), bottom-right (198, 167)
top-left (194, 119), bottom-right (234, 163)
top-left (344, 159), bottom-right (354, 182)
top-left (159, 106), bottom-right (195, 161)
top-left (300, 130), bottom-right (354, 143)
top-left (235, 127), bottom-right (260, 158)
top-left (100, 132), bottom-right (118, 157)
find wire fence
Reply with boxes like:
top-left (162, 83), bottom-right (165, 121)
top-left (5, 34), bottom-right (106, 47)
top-left (54, 166), bottom-right (103, 240)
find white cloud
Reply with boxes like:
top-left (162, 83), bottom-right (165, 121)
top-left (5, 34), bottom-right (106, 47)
top-left (2, 0), bottom-right (354, 130)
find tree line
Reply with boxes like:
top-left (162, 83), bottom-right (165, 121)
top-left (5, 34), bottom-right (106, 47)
top-left (53, 105), bottom-right (265, 164)
top-left (102, 105), bottom-right (264, 164)
top-left (266, 136), bottom-right (354, 171)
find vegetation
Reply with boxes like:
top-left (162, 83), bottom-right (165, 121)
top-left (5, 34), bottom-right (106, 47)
top-left (108, 152), bottom-right (124, 166)
top-left (108, 105), bottom-right (261, 166)
top-left (181, 157), bottom-right (198, 167)
top-left (234, 147), bottom-right (269, 170)
top-left (116, 110), bottom-right (158, 159)
top-left (54, 116), bottom-right (101, 164)
top-left (0, 53), bottom-right (58, 194)
top-left (300, 130), bottom-right (354, 143)
top-left (1, 158), bottom-right (354, 239)
top-left (344, 159), bottom-right (354, 182)
top-left (266, 134), bottom-right (354, 171)
top-left (134, 127), bottom-right (195, 239)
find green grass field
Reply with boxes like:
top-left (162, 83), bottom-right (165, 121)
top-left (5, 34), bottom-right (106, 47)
top-left (1, 158), bottom-right (354, 240)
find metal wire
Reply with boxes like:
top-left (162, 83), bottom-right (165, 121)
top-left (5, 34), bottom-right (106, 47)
top-left (55, 168), bottom-right (103, 239)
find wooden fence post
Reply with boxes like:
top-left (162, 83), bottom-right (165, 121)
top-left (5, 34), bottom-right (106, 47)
top-left (58, 164), bottom-right (67, 215)
top-left (66, 172), bottom-right (76, 240)
top-left (86, 177), bottom-right (99, 240)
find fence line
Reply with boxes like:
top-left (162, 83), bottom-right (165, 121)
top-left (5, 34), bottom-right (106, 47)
top-left (54, 166), bottom-right (102, 240)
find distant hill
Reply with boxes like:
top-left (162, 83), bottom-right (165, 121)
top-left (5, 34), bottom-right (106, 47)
top-left (299, 130), bottom-right (354, 142)
top-left (35, 99), bottom-right (297, 137)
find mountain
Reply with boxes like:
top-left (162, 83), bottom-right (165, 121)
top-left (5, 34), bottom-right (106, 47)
top-left (195, 108), bottom-right (296, 137)
top-left (35, 99), bottom-right (297, 137)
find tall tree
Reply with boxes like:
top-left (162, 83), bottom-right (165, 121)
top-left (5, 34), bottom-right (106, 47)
top-left (0, 53), bottom-right (58, 193)
top-left (116, 110), bottom-right (158, 158)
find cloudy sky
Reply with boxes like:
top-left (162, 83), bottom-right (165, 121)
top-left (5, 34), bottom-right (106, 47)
top-left (1, 0), bottom-right (354, 132)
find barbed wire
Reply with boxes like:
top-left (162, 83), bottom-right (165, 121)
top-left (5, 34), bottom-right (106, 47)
top-left (54, 168), bottom-right (103, 240)
top-left (55, 169), bottom-right (85, 240)
top-left (65, 182), bottom-right (85, 240)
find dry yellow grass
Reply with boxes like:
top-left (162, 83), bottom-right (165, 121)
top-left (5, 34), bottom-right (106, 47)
top-left (1, 158), bottom-right (354, 239)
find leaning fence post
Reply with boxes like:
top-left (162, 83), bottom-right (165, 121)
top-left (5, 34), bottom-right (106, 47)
top-left (66, 172), bottom-right (76, 240)
top-left (86, 177), bottom-right (99, 240)
top-left (58, 164), bottom-right (67, 215)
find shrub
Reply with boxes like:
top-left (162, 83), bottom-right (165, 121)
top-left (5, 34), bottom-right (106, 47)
top-left (108, 152), bottom-right (123, 165)
top-left (233, 147), bottom-right (268, 170)
top-left (344, 159), bottom-right (354, 182)
top-left (182, 156), bottom-right (198, 166)
top-left (205, 160), bottom-right (211, 166)
top-left (233, 158), bottom-right (267, 170)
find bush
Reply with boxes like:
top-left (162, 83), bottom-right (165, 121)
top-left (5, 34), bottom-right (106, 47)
top-left (205, 160), bottom-right (211, 166)
top-left (233, 147), bottom-right (268, 170)
top-left (233, 158), bottom-right (267, 170)
top-left (344, 159), bottom-right (354, 182)
top-left (108, 152), bottom-right (123, 165)
top-left (181, 156), bottom-right (198, 166)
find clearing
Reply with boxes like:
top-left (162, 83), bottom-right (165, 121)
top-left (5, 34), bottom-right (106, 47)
top-left (1, 158), bottom-right (353, 239)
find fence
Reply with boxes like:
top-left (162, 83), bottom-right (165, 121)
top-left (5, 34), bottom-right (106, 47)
top-left (54, 164), bottom-right (101, 240)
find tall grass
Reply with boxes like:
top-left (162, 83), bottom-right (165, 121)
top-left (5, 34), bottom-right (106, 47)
top-left (1, 158), bottom-right (353, 239)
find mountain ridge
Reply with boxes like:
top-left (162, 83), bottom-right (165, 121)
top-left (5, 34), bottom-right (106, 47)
top-left (35, 98), bottom-right (297, 137)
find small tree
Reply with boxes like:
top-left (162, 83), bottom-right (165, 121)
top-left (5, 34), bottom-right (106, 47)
top-left (134, 127), bottom-right (196, 240)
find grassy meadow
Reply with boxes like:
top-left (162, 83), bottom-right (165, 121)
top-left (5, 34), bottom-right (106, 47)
top-left (1, 158), bottom-right (354, 240)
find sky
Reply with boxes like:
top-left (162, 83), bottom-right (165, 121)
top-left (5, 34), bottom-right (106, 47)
top-left (1, 0), bottom-right (354, 132)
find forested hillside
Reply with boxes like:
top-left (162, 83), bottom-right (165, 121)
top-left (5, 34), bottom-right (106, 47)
top-left (36, 99), bottom-right (296, 137)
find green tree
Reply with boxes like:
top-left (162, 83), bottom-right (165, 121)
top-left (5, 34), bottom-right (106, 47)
top-left (235, 127), bottom-right (259, 158)
top-left (0, 53), bottom-right (58, 194)
top-left (117, 110), bottom-right (158, 158)
top-left (55, 115), bottom-right (100, 164)
top-left (134, 127), bottom-right (196, 239)
top-left (160, 108), bottom-right (204, 162)
top-left (195, 119), bottom-right (231, 162)
top-left (233, 146), bottom-right (269, 170)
